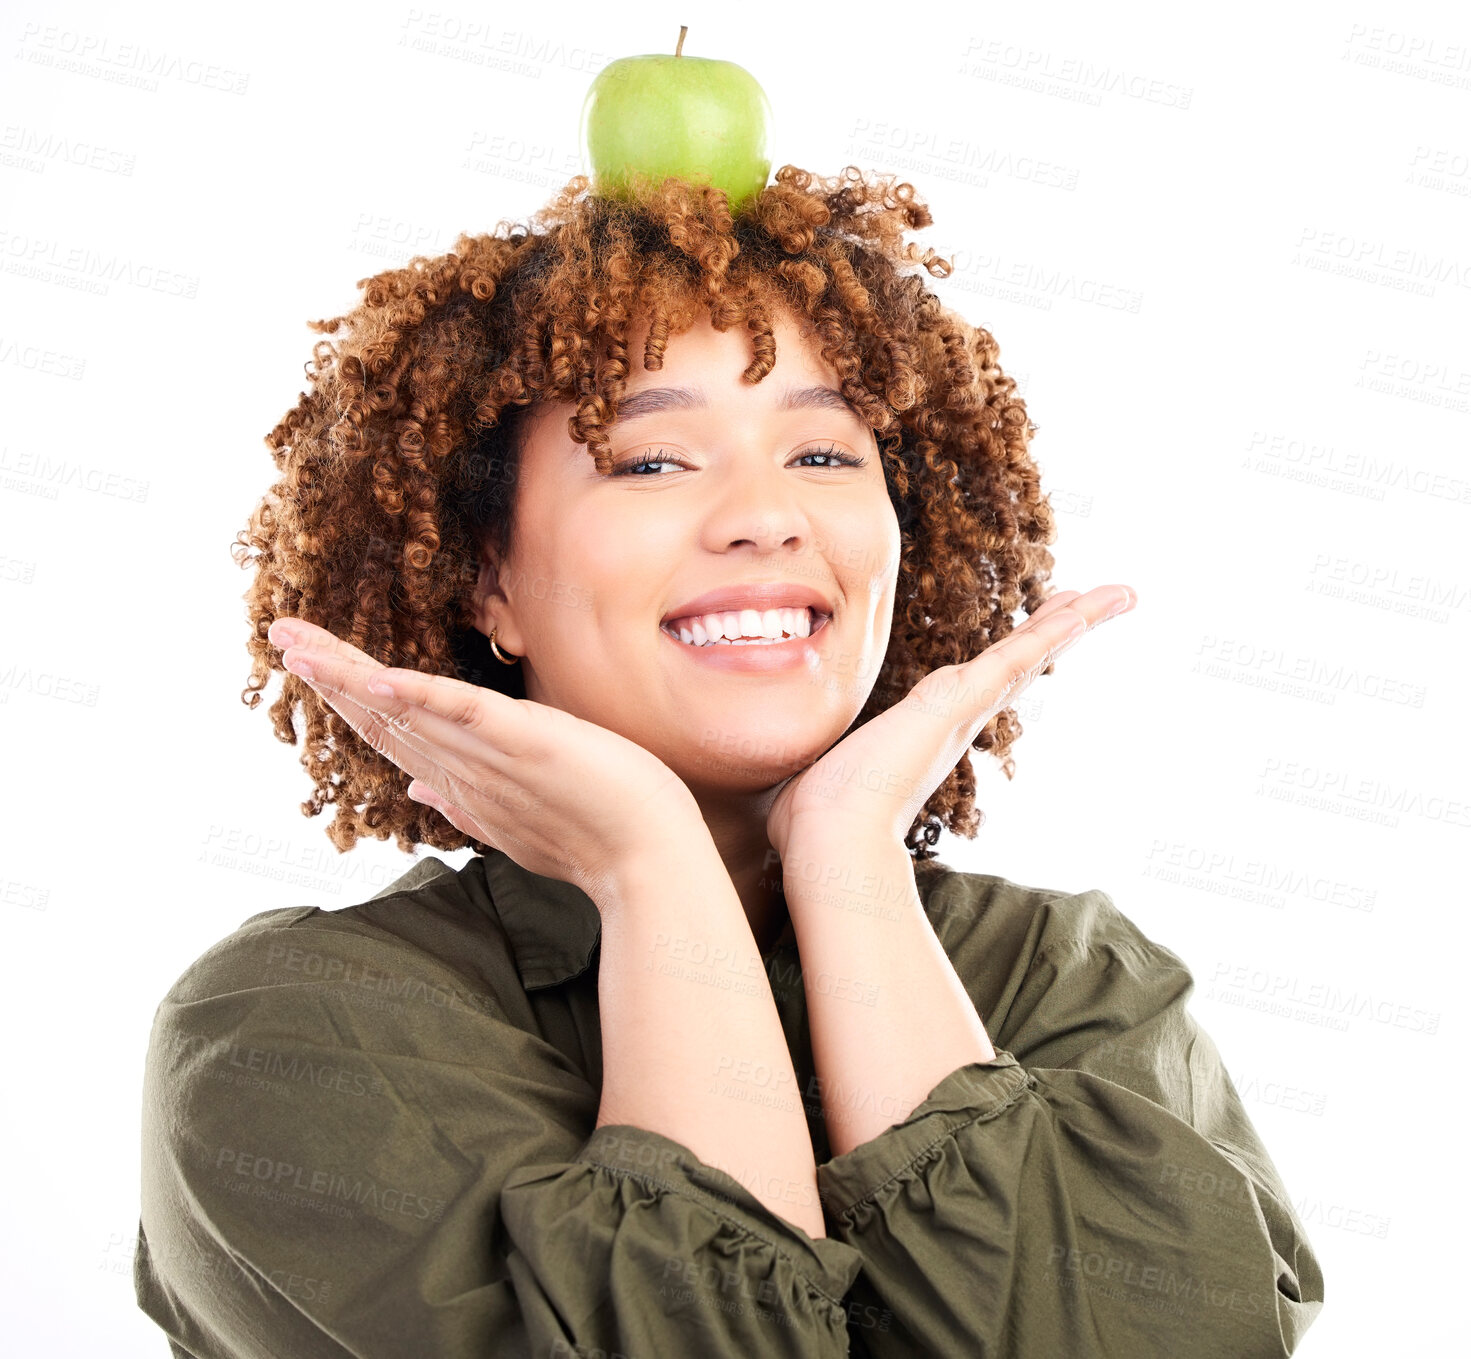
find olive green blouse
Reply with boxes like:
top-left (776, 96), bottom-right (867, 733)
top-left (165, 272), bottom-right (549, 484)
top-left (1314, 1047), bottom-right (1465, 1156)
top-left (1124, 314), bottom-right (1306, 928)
top-left (133, 849), bottom-right (1323, 1357)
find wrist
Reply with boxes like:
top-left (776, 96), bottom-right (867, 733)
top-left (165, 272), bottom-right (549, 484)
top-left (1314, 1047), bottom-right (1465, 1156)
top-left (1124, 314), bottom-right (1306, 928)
top-left (782, 825), bottom-right (910, 878)
top-left (596, 807), bottom-right (722, 915)
top-left (781, 832), bottom-right (916, 915)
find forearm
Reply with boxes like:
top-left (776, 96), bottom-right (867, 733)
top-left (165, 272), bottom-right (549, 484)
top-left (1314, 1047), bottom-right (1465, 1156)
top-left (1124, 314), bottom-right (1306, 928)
top-left (783, 835), bottom-right (995, 1157)
top-left (592, 824), bottom-right (826, 1239)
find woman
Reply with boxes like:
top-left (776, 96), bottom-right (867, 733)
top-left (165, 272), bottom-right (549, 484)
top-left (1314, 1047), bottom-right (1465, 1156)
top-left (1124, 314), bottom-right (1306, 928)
top-left (134, 166), bottom-right (1323, 1356)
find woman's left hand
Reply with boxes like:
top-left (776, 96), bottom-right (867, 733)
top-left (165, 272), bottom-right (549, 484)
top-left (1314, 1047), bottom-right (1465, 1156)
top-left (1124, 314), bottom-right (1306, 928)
top-left (765, 584), bottom-right (1137, 862)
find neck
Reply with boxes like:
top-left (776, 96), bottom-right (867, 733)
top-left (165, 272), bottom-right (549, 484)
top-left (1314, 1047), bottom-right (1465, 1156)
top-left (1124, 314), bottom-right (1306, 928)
top-left (689, 786), bottom-right (794, 957)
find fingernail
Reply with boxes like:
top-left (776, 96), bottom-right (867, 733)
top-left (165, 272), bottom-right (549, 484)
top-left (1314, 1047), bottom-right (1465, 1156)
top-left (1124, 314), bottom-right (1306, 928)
top-left (283, 651), bottom-right (314, 679)
top-left (271, 623), bottom-right (301, 648)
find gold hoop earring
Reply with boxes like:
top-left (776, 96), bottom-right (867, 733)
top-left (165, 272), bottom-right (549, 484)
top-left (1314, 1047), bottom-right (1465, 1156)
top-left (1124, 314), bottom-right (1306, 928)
top-left (489, 627), bottom-right (520, 666)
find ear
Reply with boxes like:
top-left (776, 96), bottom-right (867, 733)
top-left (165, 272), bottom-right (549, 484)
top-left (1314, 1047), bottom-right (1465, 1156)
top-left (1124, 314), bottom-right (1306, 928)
top-left (469, 537), bottom-right (526, 654)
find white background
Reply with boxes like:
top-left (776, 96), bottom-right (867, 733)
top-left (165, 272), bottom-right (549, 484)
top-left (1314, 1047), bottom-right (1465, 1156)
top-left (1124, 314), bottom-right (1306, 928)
top-left (2, 0), bottom-right (1465, 1352)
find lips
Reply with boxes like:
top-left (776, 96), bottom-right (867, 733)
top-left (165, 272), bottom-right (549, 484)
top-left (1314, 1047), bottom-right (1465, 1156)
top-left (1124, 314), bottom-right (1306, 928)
top-left (660, 583), bottom-right (836, 628)
top-left (660, 610), bottom-right (833, 669)
top-left (662, 605), bottom-right (826, 645)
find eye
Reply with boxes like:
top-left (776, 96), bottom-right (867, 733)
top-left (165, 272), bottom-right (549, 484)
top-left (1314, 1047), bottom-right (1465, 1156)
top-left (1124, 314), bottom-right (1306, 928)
top-left (610, 444), bottom-right (868, 477)
top-left (611, 451), bottom-right (691, 477)
top-left (795, 443), bottom-right (867, 469)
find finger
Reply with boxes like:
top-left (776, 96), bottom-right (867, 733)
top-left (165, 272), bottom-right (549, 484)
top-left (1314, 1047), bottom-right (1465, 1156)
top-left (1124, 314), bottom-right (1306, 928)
top-left (275, 618), bottom-right (533, 761)
top-left (281, 645), bottom-right (465, 764)
top-left (406, 784), bottom-right (495, 844)
top-left (998, 608), bottom-right (1091, 686)
top-left (297, 669), bottom-right (453, 784)
top-left (912, 591), bottom-right (1121, 732)
top-left (288, 660), bottom-right (518, 819)
top-left (1024, 590), bottom-right (1084, 624)
top-left (291, 652), bottom-right (542, 814)
top-left (1018, 585), bottom-right (1134, 637)
top-left (1094, 584), bottom-right (1137, 620)
top-left (274, 619), bottom-right (517, 762)
top-left (268, 616), bottom-right (361, 656)
top-left (361, 665), bottom-right (532, 758)
top-left (311, 670), bottom-right (542, 822)
top-left (272, 620), bottom-right (541, 819)
top-left (409, 784), bottom-right (553, 873)
top-left (989, 586), bottom-right (1137, 694)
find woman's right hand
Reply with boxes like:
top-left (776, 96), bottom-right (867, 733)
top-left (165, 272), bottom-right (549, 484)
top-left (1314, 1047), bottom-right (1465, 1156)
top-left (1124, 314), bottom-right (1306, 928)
top-left (266, 618), bottom-right (699, 905)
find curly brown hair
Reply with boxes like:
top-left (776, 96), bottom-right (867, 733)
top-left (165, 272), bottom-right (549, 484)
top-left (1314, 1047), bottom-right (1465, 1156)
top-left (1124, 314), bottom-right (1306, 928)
top-left (234, 164), bottom-right (1058, 862)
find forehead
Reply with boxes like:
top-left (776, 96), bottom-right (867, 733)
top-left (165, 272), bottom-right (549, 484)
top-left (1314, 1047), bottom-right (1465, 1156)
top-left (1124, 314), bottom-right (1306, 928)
top-left (624, 301), bottom-right (820, 355)
top-left (611, 381), bottom-right (864, 426)
top-left (519, 302), bottom-right (857, 447)
top-left (620, 305), bottom-right (835, 391)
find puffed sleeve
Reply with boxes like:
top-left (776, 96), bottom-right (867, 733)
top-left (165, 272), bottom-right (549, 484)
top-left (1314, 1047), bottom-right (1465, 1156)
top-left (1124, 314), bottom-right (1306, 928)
top-left (813, 883), bottom-right (1325, 1359)
top-left (498, 1126), bottom-right (862, 1355)
top-left (135, 911), bottom-right (863, 1359)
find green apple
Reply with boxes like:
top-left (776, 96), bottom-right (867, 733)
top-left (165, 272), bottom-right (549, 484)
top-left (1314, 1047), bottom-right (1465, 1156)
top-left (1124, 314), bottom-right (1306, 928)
top-left (580, 30), bottom-right (773, 211)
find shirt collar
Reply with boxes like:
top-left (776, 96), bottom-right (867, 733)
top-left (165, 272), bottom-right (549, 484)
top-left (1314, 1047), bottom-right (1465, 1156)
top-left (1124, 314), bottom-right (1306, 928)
top-left (472, 849), bottom-right (604, 992)
top-left (439, 847), bottom-right (946, 994)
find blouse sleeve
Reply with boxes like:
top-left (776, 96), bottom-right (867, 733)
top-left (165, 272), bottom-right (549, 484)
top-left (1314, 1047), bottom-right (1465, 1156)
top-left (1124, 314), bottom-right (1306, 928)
top-left (813, 885), bottom-right (1325, 1359)
top-left (135, 912), bottom-right (862, 1359)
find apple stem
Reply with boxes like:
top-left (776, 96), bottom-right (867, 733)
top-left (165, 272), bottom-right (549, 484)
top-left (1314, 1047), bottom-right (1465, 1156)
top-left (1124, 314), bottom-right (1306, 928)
top-left (675, 25), bottom-right (686, 57)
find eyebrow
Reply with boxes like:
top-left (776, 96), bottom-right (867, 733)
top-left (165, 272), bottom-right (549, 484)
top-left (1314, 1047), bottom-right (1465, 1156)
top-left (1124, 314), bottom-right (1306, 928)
top-left (611, 383), bottom-right (866, 426)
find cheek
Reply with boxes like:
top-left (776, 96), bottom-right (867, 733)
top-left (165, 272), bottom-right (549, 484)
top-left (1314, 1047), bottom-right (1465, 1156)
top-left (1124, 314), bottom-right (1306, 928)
top-left (827, 495), bottom-right (901, 599)
top-left (519, 513), bottom-right (614, 603)
top-left (500, 539), bottom-right (602, 662)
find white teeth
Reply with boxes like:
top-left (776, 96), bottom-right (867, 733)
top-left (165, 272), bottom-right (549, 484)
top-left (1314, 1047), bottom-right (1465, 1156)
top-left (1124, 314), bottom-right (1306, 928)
top-left (665, 606), bottom-right (823, 646)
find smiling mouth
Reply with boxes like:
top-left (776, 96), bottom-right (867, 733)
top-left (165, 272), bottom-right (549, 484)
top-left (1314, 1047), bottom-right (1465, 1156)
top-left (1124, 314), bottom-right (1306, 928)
top-left (660, 606), bottom-right (831, 647)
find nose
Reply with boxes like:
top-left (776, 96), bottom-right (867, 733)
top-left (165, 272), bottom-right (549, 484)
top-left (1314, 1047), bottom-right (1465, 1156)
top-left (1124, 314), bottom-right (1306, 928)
top-left (702, 463), bottom-right (813, 554)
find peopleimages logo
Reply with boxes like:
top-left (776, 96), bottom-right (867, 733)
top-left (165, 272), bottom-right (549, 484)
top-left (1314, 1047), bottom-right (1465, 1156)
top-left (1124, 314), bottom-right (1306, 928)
top-left (263, 941), bottom-right (499, 1017)
top-left (15, 22), bottom-right (250, 94)
top-left (955, 36), bottom-right (1194, 110)
top-left (1045, 1245), bottom-right (1270, 1316)
top-left (213, 1148), bottom-right (447, 1222)
top-left (1207, 962), bottom-right (1441, 1035)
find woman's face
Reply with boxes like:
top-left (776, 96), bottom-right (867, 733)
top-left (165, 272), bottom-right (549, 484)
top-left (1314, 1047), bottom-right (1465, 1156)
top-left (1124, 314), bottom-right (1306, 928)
top-left (473, 305), bottom-right (902, 796)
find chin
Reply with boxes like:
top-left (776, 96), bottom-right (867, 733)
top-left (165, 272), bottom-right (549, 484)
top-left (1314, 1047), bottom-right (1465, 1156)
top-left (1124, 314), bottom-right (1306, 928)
top-left (666, 722), bottom-right (839, 798)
